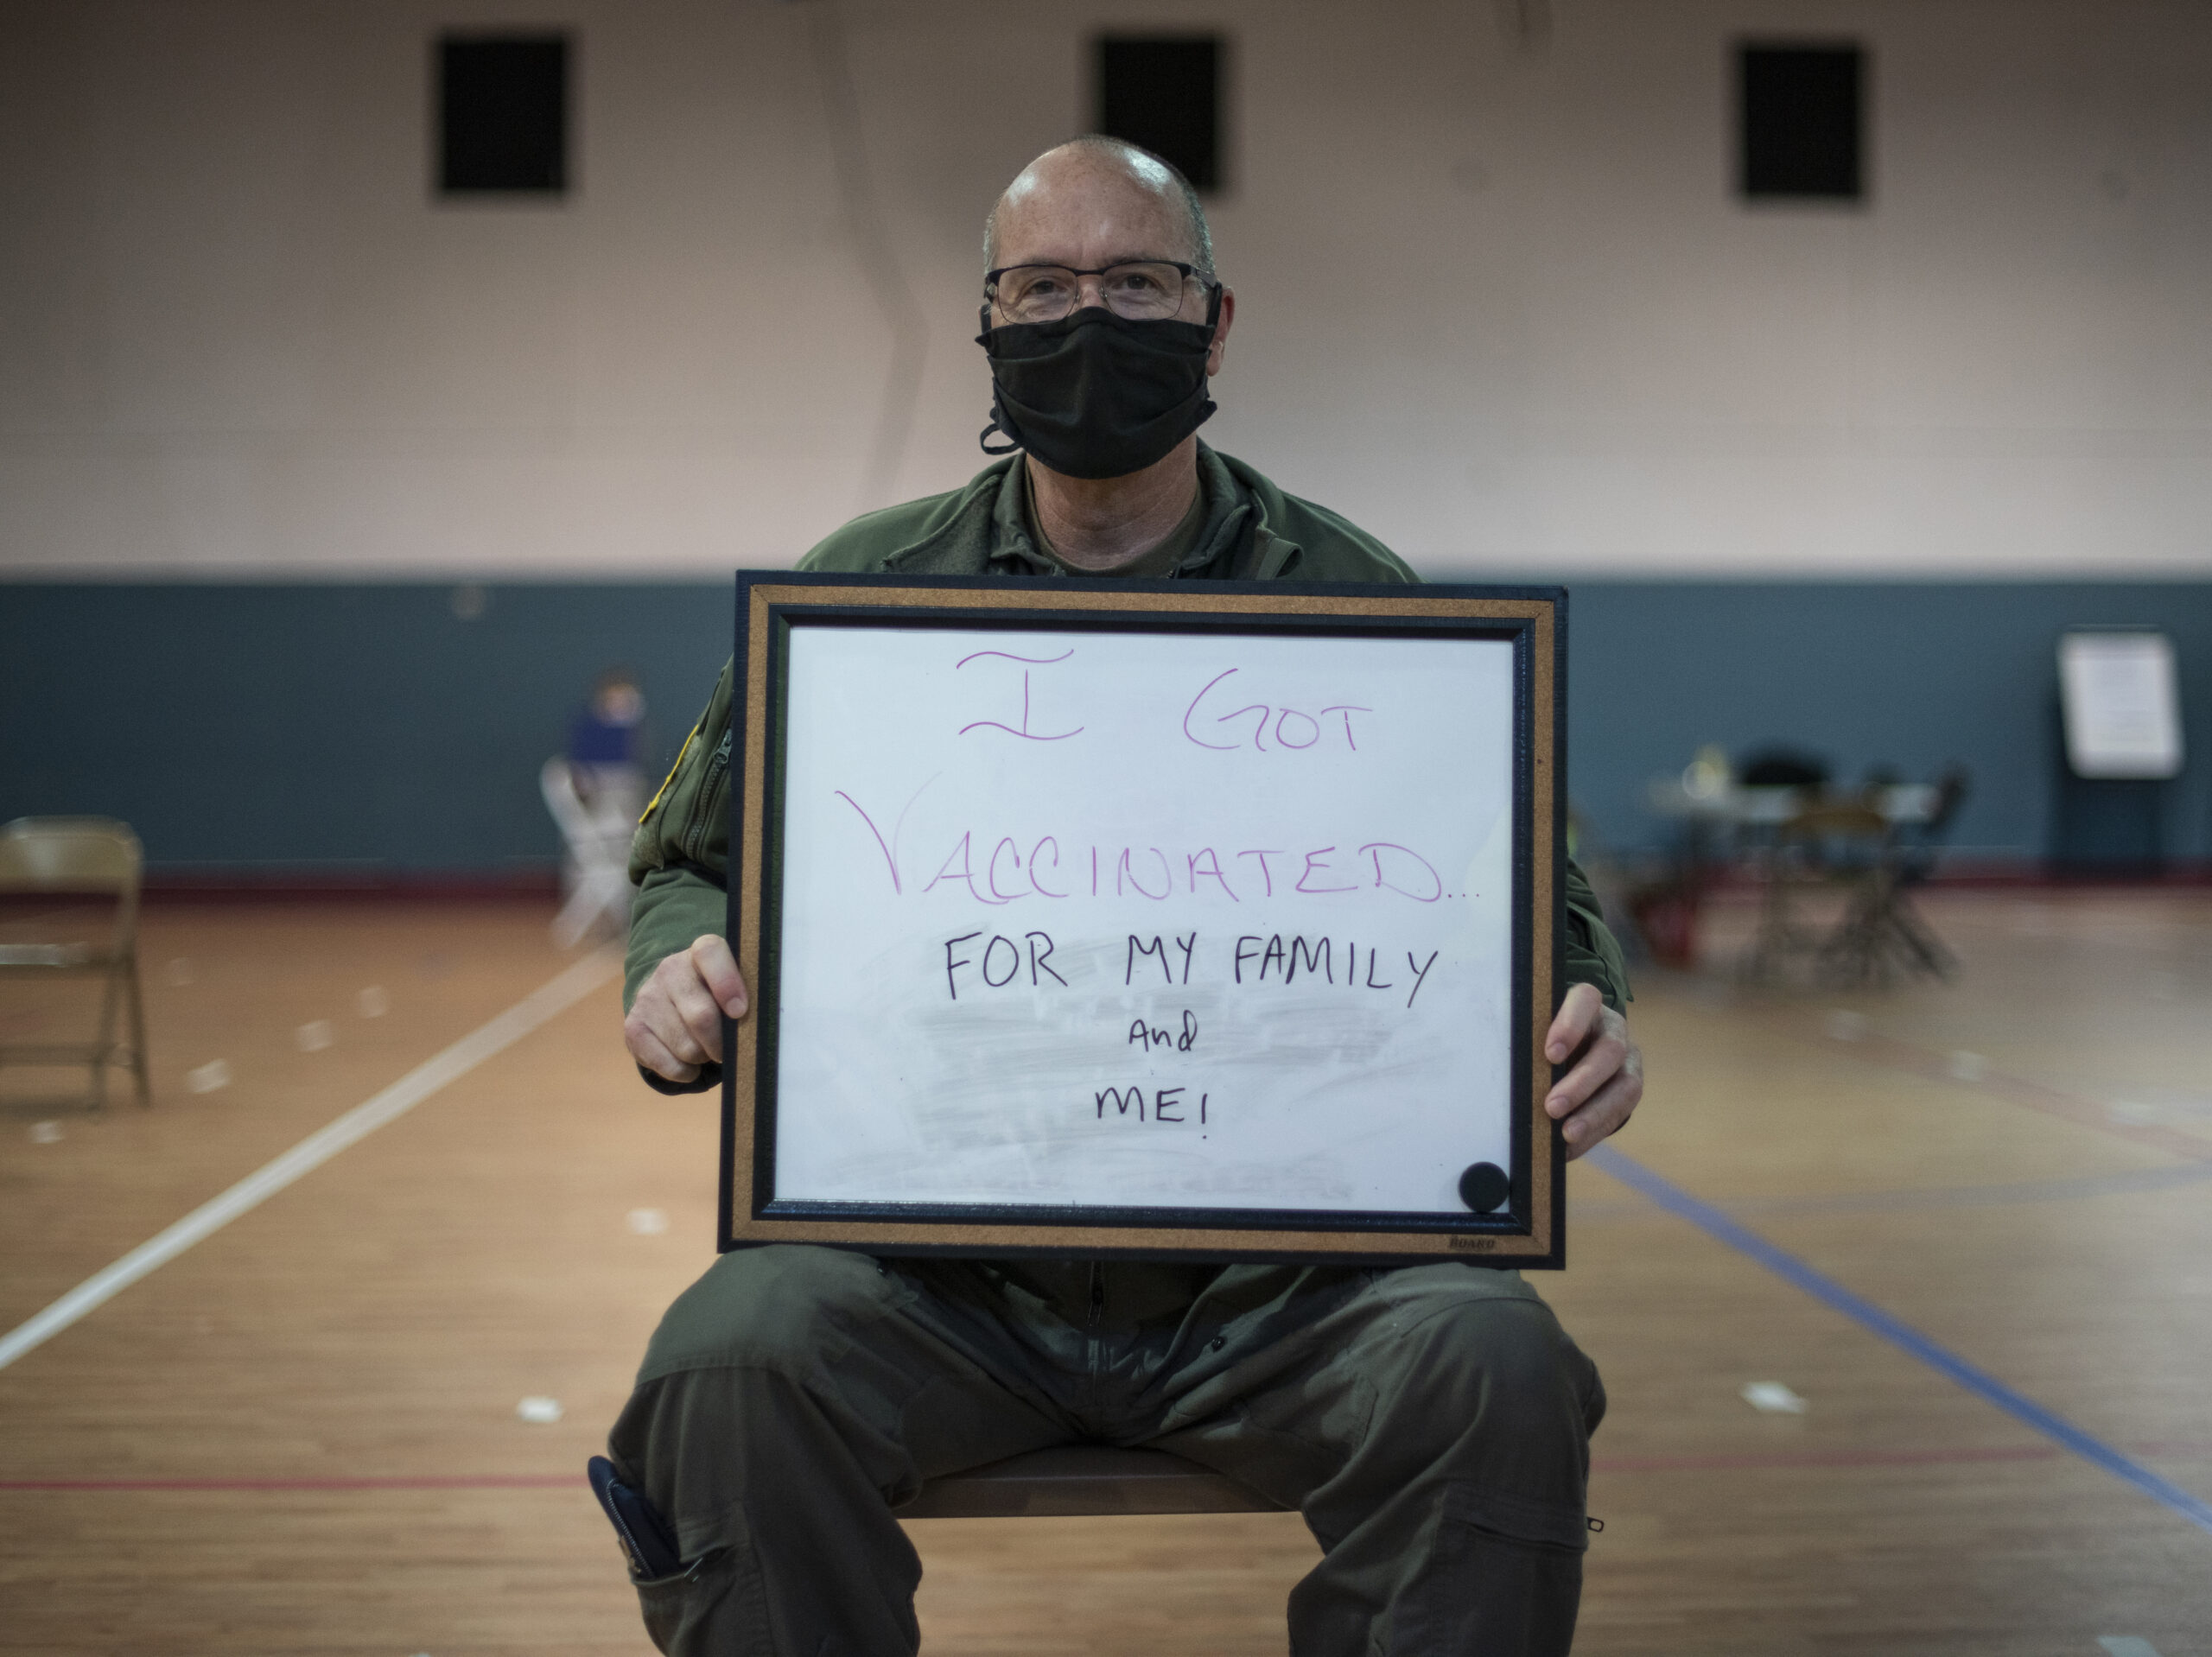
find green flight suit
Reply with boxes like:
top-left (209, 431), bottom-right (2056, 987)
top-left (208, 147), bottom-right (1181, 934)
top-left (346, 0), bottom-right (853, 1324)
top-left (611, 444), bottom-right (1630, 1656)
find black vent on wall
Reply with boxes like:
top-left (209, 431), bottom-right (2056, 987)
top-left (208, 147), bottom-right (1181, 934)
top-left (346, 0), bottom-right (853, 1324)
top-left (1096, 36), bottom-right (1223, 192)
top-left (438, 34), bottom-right (569, 194)
top-left (1738, 42), bottom-right (1865, 201)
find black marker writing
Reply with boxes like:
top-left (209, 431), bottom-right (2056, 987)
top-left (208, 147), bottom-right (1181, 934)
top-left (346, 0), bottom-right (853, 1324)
top-left (944, 932), bottom-right (981, 1000)
top-left (1405, 949), bottom-right (1440, 1007)
top-left (1094, 1084), bottom-right (1209, 1125)
top-left (1126, 1010), bottom-right (1200, 1054)
top-left (1128, 935), bottom-right (1171, 986)
top-left (945, 930), bottom-right (1066, 999)
top-left (1027, 931), bottom-right (1066, 987)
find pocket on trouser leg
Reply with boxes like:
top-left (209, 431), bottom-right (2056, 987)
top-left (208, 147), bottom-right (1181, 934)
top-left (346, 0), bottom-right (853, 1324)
top-left (635, 1547), bottom-right (762, 1657)
top-left (1389, 1489), bottom-right (1586, 1657)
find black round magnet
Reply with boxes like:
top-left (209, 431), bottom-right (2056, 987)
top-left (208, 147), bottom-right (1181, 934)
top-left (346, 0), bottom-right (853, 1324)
top-left (1457, 1161), bottom-right (1510, 1213)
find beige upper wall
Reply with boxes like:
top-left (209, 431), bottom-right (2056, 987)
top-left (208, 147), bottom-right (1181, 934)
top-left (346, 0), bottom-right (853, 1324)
top-left (1, 0), bottom-right (2207, 577)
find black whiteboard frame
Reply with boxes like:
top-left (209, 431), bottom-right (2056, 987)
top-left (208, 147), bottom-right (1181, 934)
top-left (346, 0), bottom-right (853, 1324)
top-left (721, 573), bottom-right (1567, 1267)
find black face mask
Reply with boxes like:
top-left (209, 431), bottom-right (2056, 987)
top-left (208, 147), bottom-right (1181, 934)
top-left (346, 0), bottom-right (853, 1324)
top-left (975, 305), bottom-right (1217, 480)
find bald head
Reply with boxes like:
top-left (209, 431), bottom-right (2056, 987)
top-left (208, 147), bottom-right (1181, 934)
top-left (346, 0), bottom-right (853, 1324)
top-left (984, 136), bottom-right (1214, 279)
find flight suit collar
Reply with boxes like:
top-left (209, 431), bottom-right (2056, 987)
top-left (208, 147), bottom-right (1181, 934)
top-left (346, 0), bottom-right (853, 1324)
top-left (880, 444), bottom-right (1302, 581)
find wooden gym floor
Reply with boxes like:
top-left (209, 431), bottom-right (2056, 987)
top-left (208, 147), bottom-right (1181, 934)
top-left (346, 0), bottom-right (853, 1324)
top-left (1, 892), bottom-right (2207, 1655)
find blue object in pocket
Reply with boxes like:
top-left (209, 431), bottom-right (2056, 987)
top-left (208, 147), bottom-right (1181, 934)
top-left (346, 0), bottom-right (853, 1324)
top-left (588, 1454), bottom-right (683, 1580)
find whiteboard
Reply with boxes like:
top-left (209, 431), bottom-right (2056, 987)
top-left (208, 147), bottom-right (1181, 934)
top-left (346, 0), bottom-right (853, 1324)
top-left (769, 622), bottom-right (1519, 1218)
top-left (2060, 632), bottom-right (2183, 780)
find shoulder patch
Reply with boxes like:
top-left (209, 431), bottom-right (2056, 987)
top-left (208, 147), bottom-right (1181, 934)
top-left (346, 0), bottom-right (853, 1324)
top-left (639, 727), bottom-right (698, 825)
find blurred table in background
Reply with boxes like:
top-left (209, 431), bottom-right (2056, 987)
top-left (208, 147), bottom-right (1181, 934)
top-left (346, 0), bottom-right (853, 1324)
top-left (1632, 774), bottom-right (1963, 984)
top-left (1644, 778), bottom-right (1940, 829)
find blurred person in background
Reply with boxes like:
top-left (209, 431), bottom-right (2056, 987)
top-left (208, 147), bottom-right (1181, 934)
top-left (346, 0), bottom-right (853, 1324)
top-left (568, 667), bottom-right (650, 822)
top-left (555, 668), bottom-right (651, 916)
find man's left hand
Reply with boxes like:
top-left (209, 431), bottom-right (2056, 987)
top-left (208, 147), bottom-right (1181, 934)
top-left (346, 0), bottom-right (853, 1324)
top-left (1543, 983), bottom-right (1643, 1159)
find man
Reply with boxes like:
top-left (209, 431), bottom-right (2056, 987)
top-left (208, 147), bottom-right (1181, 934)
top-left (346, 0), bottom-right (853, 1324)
top-left (610, 136), bottom-right (1643, 1655)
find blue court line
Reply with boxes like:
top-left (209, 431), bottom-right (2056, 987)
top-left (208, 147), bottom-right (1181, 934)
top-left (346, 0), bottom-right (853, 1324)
top-left (1587, 1145), bottom-right (2212, 1536)
top-left (1574, 1159), bottom-right (2212, 1226)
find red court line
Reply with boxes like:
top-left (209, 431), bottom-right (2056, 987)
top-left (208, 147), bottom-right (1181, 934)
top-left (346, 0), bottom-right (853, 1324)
top-left (0, 1475), bottom-right (582, 1491)
top-left (1811, 1026), bottom-right (2212, 1164)
top-left (1604, 1440), bottom-right (2209, 1471)
top-left (7, 1441), bottom-right (2207, 1491)
top-left (1593, 1444), bottom-right (2062, 1473)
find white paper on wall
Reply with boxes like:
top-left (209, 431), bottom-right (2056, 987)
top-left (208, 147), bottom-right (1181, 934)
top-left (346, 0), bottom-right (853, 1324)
top-left (2060, 632), bottom-right (2183, 780)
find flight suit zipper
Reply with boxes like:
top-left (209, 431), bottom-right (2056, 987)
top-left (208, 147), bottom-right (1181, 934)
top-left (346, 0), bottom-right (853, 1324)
top-left (1082, 1261), bottom-right (1106, 1414)
top-left (678, 730), bottom-right (733, 863)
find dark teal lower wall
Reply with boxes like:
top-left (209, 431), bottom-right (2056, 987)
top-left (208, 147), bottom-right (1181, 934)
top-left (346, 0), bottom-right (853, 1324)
top-left (3, 579), bottom-right (2206, 873)
top-left (1566, 581), bottom-right (2209, 867)
top-left (2, 582), bottom-right (731, 874)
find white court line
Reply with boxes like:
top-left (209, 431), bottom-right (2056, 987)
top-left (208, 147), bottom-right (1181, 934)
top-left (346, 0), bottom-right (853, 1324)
top-left (0, 948), bottom-right (620, 1373)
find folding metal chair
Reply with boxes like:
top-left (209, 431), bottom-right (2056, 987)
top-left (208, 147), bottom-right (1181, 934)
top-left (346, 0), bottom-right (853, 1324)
top-left (541, 759), bottom-right (636, 949)
top-left (1826, 769), bottom-right (1971, 983)
top-left (0, 816), bottom-right (151, 1108)
top-left (1741, 801), bottom-right (1891, 986)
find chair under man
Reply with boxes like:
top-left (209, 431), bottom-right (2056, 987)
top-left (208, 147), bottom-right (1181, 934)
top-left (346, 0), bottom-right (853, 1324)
top-left (898, 1443), bottom-right (1285, 1519)
top-left (593, 1441), bottom-right (1283, 1584)
top-left (0, 816), bottom-right (151, 1109)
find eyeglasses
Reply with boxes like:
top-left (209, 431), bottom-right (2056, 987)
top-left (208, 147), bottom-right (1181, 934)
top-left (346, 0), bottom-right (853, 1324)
top-left (983, 260), bottom-right (1220, 326)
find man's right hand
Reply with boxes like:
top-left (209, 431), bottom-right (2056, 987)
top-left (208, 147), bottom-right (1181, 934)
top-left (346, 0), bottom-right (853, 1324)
top-left (625, 933), bottom-right (750, 1084)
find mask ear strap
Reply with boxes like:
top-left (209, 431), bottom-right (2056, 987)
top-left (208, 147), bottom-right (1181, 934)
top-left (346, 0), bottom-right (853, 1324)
top-left (977, 303), bottom-right (1020, 454)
